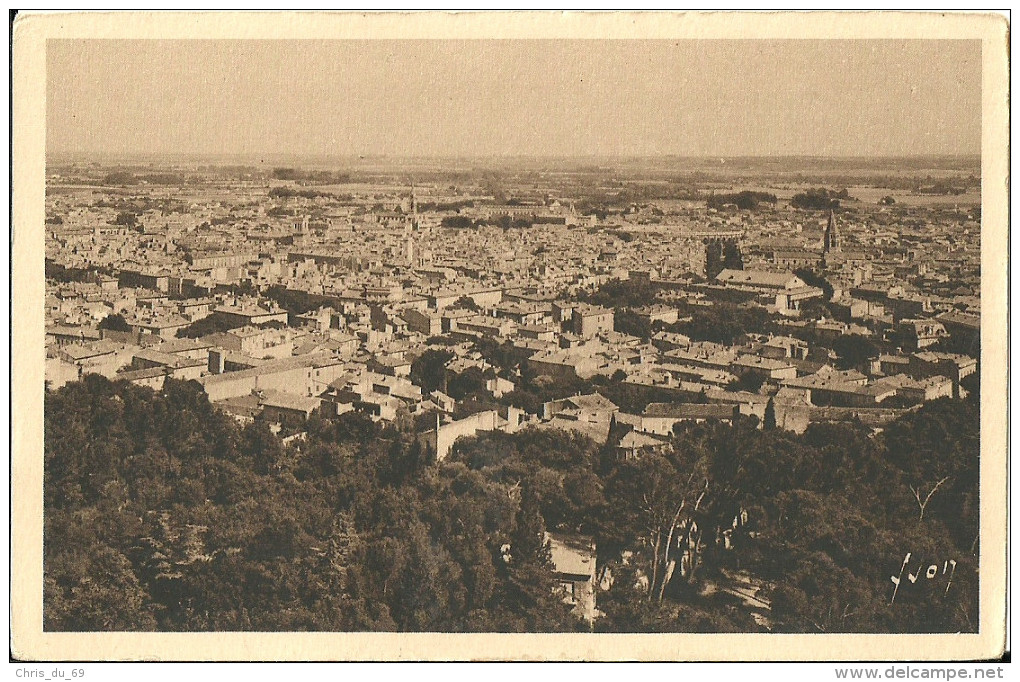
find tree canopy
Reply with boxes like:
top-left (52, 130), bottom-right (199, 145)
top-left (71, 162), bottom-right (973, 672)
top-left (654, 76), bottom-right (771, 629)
top-left (790, 188), bottom-right (850, 210)
top-left (45, 372), bottom-right (979, 633)
top-left (707, 191), bottom-right (777, 211)
top-left (98, 313), bottom-right (133, 333)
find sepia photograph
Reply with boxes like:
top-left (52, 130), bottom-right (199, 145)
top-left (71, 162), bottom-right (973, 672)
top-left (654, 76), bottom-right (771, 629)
top-left (11, 11), bottom-right (1009, 663)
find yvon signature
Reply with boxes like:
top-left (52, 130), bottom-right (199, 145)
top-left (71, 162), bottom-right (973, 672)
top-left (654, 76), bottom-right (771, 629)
top-left (890, 553), bottom-right (957, 604)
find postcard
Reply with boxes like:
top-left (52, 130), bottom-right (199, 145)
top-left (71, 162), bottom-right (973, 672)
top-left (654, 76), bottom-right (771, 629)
top-left (11, 11), bottom-right (1009, 662)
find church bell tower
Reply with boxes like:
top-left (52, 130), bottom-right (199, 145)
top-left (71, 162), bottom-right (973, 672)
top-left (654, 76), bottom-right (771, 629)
top-left (823, 209), bottom-right (840, 253)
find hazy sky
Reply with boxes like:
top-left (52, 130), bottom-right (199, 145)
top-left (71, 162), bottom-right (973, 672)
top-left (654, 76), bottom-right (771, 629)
top-left (46, 39), bottom-right (982, 158)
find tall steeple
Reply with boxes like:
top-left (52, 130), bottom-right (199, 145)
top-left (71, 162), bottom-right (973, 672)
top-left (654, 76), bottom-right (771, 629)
top-left (410, 180), bottom-right (419, 232)
top-left (823, 209), bottom-right (840, 253)
top-left (404, 181), bottom-right (417, 265)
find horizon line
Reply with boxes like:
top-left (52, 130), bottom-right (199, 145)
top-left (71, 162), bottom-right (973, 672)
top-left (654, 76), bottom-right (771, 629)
top-left (46, 151), bottom-right (982, 162)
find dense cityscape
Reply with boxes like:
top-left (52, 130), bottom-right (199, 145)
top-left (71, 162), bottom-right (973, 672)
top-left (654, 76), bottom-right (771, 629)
top-left (42, 155), bottom-right (981, 633)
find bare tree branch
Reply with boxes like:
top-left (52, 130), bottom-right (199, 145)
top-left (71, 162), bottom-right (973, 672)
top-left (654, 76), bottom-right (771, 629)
top-left (658, 501), bottom-right (686, 602)
top-left (909, 476), bottom-right (950, 521)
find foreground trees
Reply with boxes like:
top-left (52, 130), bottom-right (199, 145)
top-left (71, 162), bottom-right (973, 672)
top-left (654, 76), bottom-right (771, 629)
top-left (44, 377), bottom-right (577, 632)
top-left (44, 376), bottom-right (978, 633)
